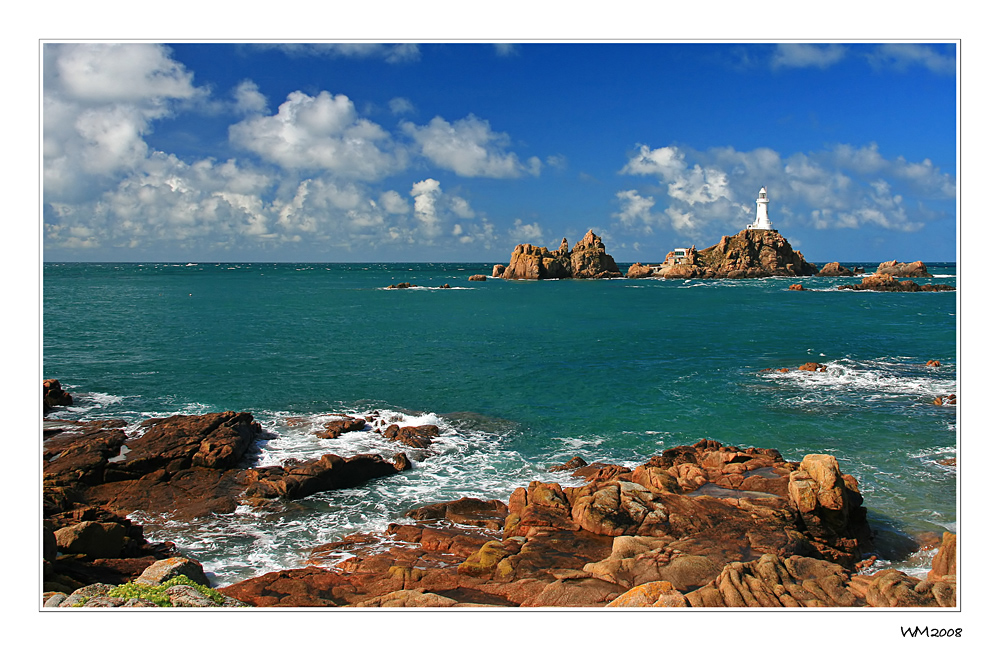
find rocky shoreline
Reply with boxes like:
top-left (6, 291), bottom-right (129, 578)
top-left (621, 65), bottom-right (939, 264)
top-left (42, 381), bottom-right (956, 608)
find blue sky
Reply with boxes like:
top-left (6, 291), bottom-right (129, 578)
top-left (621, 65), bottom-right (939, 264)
top-left (42, 41), bottom-right (957, 263)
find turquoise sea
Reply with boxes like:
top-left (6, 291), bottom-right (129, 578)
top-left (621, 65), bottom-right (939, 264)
top-left (42, 262), bottom-right (957, 586)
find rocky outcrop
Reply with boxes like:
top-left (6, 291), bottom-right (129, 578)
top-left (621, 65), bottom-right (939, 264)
top-left (218, 439), bottom-right (935, 608)
top-left (655, 229), bottom-right (817, 279)
top-left (43, 379), bottom-right (74, 412)
top-left (500, 230), bottom-right (621, 280)
top-left (43, 411), bottom-right (411, 600)
top-left (838, 274), bottom-right (955, 292)
top-left (626, 263), bottom-right (654, 278)
top-left (876, 260), bottom-right (932, 277)
top-left (817, 262), bottom-right (855, 277)
top-left (316, 417), bottom-right (367, 439)
top-left (382, 423), bottom-right (439, 448)
top-left (468, 275), bottom-right (488, 282)
top-left (243, 453), bottom-right (410, 500)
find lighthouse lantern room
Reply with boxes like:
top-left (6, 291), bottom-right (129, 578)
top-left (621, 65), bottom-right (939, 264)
top-left (748, 186), bottom-right (775, 231)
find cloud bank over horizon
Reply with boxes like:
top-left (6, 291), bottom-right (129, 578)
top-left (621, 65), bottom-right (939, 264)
top-left (42, 42), bottom-right (956, 262)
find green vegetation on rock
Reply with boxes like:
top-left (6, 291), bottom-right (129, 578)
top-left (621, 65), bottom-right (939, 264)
top-left (75, 575), bottom-right (232, 607)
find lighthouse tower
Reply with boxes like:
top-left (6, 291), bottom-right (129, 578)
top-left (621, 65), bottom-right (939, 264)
top-left (748, 186), bottom-right (774, 231)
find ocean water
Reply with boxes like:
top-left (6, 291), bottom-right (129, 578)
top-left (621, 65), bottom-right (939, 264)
top-left (42, 262), bottom-right (957, 586)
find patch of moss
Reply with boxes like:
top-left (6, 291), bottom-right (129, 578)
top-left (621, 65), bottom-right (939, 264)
top-left (73, 574), bottom-right (233, 607)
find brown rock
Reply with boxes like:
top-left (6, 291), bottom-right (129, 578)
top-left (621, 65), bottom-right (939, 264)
top-left (491, 264), bottom-right (506, 277)
top-left (876, 260), bottom-right (932, 277)
top-left (788, 284), bottom-right (805, 291)
top-left (243, 453), bottom-right (407, 500)
top-left (626, 263), bottom-right (654, 278)
top-left (606, 580), bottom-right (686, 607)
top-left (927, 531), bottom-right (956, 582)
top-left (798, 362), bottom-right (827, 372)
top-left (134, 556), bottom-right (210, 586)
top-left (53, 521), bottom-right (127, 558)
top-left (317, 417), bottom-right (367, 439)
top-left (111, 412), bottom-right (260, 478)
top-left (548, 456), bottom-right (588, 472)
top-left (817, 262), bottom-right (855, 277)
top-left (839, 273), bottom-right (954, 292)
top-left (43, 379), bottom-right (74, 412)
top-left (468, 275), bottom-right (488, 281)
top-left (926, 360), bottom-right (941, 367)
top-left (501, 230), bottom-right (621, 280)
top-left (683, 229), bottom-right (817, 278)
top-left (407, 497), bottom-right (509, 531)
top-left (382, 423), bottom-right (439, 448)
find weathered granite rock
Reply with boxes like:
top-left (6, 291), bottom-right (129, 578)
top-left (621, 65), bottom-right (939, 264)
top-left (43, 379), bottom-right (74, 412)
top-left (112, 412), bottom-right (260, 478)
top-left (681, 554), bottom-right (862, 607)
top-left (799, 363), bottom-right (827, 372)
top-left (789, 284), bottom-right (806, 291)
top-left (928, 531), bottom-right (956, 582)
top-left (468, 274), bottom-right (488, 281)
top-left (654, 229), bottom-right (817, 279)
top-left (606, 580), bottom-right (686, 607)
top-left (838, 273), bottom-right (955, 292)
top-left (54, 521), bottom-right (128, 558)
top-left (243, 453), bottom-right (410, 500)
top-left (501, 230), bottom-right (621, 280)
top-left (382, 423), bottom-right (438, 448)
top-left (876, 260), bottom-right (932, 277)
top-left (134, 556), bottom-right (209, 587)
top-left (817, 262), bottom-right (855, 276)
top-left (316, 417), bottom-right (367, 439)
top-left (406, 497), bottom-right (509, 531)
top-left (491, 264), bottom-right (506, 277)
top-left (213, 440), bottom-right (949, 609)
top-left (626, 263), bottom-right (654, 278)
top-left (548, 456), bottom-right (588, 472)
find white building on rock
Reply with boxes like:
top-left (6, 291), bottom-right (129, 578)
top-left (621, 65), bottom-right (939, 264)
top-left (747, 186), bottom-right (774, 231)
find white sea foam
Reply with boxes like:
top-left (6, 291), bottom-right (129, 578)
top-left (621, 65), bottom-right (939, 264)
top-left (758, 357), bottom-right (956, 405)
top-left (131, 406), bottom-right (552, 584)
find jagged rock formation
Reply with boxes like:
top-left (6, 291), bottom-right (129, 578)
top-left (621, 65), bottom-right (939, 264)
top-left (494, 230), bottom-right (621, 280)
top-left (876, 260), bottom-right (932, 278)
top-left (655, 229), bottom-right (817, 279)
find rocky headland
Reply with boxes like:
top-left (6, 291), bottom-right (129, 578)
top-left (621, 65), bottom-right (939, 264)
top-left (493, 229), bottom-right (622, 280)
top-left (42, 385), bottom-right (956, 608)
top-left (653, 229), bottom-right (817, 279)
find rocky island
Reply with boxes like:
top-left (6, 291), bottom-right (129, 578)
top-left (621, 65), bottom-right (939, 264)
top-left (43, 380), bottom-right (956, 609)
top-left (493, 229), bottom-right (622, 280)
top-left (637, 228), bottom-right (818, 279)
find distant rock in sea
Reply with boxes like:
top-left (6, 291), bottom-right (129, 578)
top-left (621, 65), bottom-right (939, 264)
top-left (655, 229), bottom-right (818, 279)
top-left (495, 230), bottom-right (622, 280)
top-left (875, 260), bottom-right (932, 278)
top-left (817, 262), bottom-right (855, 277)
top-left (838, 273), bottom-right (955, 292)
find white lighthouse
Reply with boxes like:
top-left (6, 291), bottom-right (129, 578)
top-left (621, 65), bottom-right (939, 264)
top-left (748, 186), bottom-right (774, 231)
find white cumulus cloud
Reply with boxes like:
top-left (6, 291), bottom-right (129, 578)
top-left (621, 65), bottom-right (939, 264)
top-left (617, 142), bottom-right (954, 240)
top-left (229, 90), bottom-right (408, 180)
top-left (402, 114), bottom-right (539, 178)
